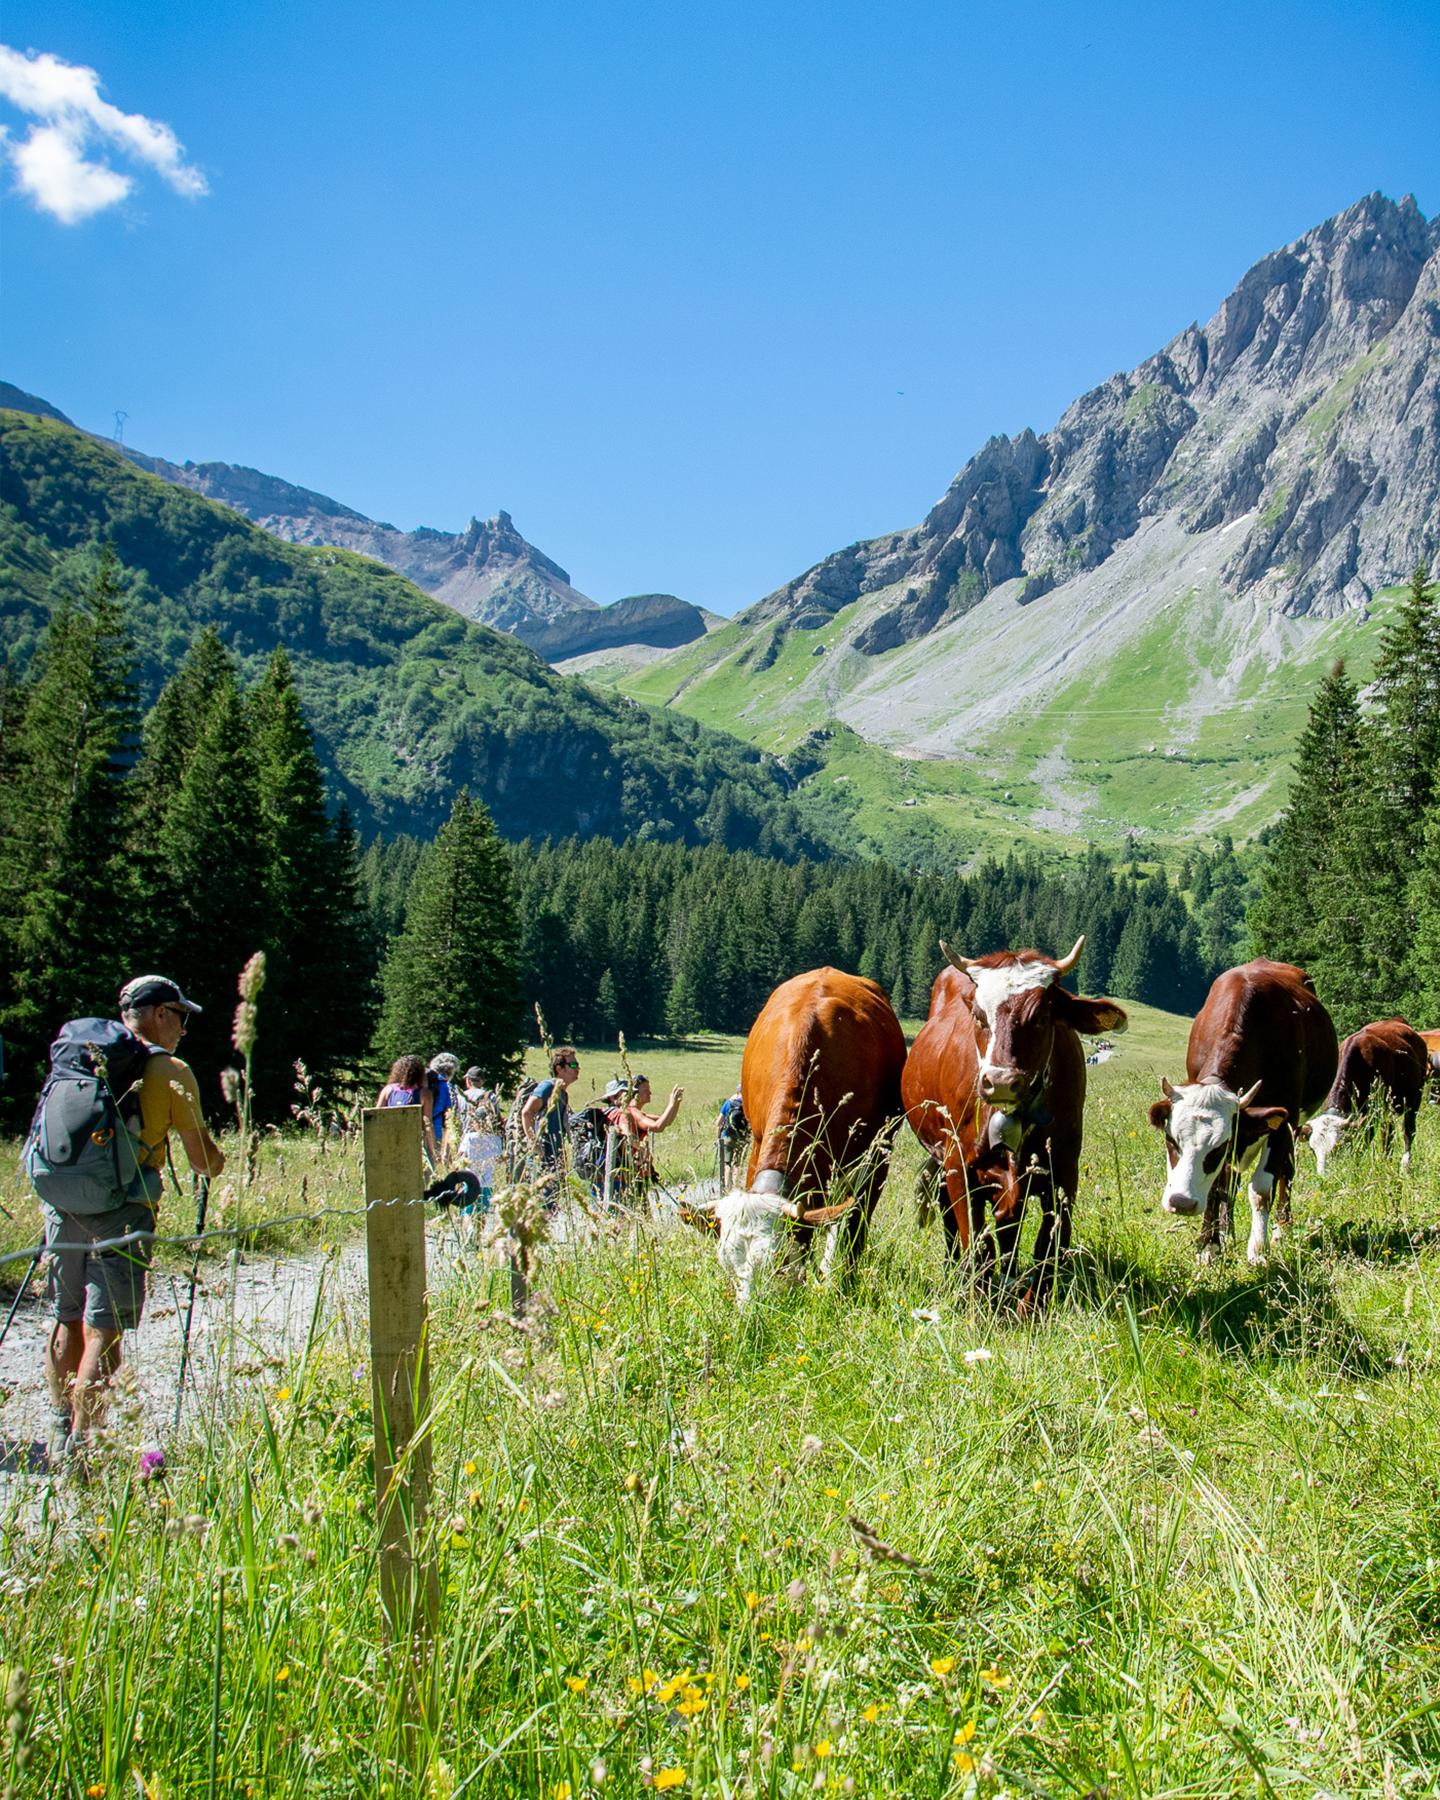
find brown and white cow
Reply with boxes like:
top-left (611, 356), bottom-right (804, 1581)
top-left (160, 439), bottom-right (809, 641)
top-left (1148, 959), bottom-right (1338, 1262)
top-left (1301, 1018), bottom-right (1429, 1175)
top-left (902, 937), bottom-right (1127, 1306)
top-left (701, 967), bottom-right (907, 1304)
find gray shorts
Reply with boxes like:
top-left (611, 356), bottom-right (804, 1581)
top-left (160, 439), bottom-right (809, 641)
top-left (41, 1200), bottom-right (157, 1332)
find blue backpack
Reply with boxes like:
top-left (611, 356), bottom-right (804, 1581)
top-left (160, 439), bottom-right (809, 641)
top-left (23, 1018), bottom-right (163, 1215)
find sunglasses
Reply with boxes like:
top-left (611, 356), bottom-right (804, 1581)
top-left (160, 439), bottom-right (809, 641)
top-left (158, 1005), bottom-right (189, 1031)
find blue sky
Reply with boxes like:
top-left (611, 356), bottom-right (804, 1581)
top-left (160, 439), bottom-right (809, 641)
top-left (3, 1), bottom-right (1436, 614)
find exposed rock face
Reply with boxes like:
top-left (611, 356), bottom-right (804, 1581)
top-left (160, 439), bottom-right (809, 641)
top-left (759, 193), bottom-right (1440, 651)
top-left (526, 592), bottom-right (707, 660)
top-left (124, 447), bottom-right (599, 639)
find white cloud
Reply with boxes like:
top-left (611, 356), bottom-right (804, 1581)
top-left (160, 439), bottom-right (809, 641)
top-left (0, 45), bottom-right (207, 224)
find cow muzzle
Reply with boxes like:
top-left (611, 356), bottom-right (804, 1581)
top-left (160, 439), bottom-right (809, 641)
top-left (980, 1067), bottom-right (1023, 1105)
top-left (1162, 1191), bottom-right (1202, 1217)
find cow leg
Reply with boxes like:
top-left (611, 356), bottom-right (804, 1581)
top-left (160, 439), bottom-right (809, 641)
top-left (1245, 1166), bottom-right (1275, 1265)
top-left (1401, 1106), bottom-right (1417, 1175)
top-left (1196, 1189), bottom-right (1227, 1262)
top-left (940, 1165), bottom-right (973, 1259)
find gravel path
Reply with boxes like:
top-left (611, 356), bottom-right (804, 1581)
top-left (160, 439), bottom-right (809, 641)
top-left (0, 1214), bottom-right (483, 1503)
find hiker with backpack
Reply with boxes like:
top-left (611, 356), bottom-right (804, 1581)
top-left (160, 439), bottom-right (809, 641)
top-left (716, 1084), bottom-right (749, 1186)
top-left (26, 974), bottom-right (225, 1476)
top-left (457, 1069), bottom-right (503, 1210)
top-left (518, 1045), bottom-right (581, 1197)
top-left (376, 1055), bottom-right (440, 1164)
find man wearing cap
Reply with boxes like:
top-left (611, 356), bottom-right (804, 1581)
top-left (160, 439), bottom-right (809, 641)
top-left (44, 975), bottom-right (225, 1471)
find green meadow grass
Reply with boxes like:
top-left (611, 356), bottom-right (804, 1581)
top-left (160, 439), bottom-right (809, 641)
top-left (3, 1020), bottom-right (1439, 1797)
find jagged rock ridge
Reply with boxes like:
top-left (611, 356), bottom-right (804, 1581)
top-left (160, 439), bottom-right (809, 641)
top-left (755, 193), bottom-right (1439, 652)
top-left (0, 388), bottom-right (708, 661)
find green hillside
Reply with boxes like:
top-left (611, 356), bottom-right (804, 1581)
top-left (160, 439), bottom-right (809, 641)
top-left (0, 412), bottom-right (826, 852)
top-left (605, 571), bottom-right (1400, 864)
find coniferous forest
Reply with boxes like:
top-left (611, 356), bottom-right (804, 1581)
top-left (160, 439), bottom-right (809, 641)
top-left (2, 551), bottom-right (1437, 1128)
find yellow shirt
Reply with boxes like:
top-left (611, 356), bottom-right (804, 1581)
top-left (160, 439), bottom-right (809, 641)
top-left (133, 1052), bottom-right (206, 1174)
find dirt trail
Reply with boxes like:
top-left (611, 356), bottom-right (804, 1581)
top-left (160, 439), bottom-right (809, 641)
top-left (0, 1215), bottom-right (481, 1497)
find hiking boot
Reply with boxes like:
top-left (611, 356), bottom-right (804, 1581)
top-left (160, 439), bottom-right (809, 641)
top-left (45, 1407), bottom-right (72, 1470)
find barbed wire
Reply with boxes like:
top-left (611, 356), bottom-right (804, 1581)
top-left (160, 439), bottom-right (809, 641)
top-left (0, 1193), bottom-right (440, 1274)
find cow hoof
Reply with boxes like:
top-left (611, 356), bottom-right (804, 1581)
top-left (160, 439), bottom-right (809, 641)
top-left (1247, 1247), bottom-right (1269, 1267)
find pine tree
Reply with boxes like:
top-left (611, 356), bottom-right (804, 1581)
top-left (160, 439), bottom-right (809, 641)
top-left (0, 551), bottom-right (140, 1100)
top-left (1249, 662), bottom-right (1365, 972)
top-left (1409, 794), bottom-right (1440, 1026)
top-left (376, 791), bottom-right (523, 1084)
top-left (248, 649), bottom-right (374, 1109)
top-left (156, 669), bottom-right (270, 1098)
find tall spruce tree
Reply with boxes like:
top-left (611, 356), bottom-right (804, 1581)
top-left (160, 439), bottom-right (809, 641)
top-left (0, 551), bottom-right (140, 1100)
top-left (376, 791), bottom-right (523, 1084)
top-left (1410, 794), bottom-right (1440, 1027)
top-left (1361, 563), bottom-right (1440, 1013)
top-left (1249, 661), bottom-right (1366, 974)
top-left (248, 650), bottom-right (374, 1109)
top-left (155, 668), bottom-right (270, 1100)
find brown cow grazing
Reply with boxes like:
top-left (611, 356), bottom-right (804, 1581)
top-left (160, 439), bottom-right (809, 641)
top-left (1422, 1029), bottom-right (1440, 1100)
top-left (902, 936), bottom-right (1127, 1306)
top-left (1301, 1018), bottom-right (1429, 1175)
top-left (1148, 959), bottom-right (1338, 1262)
top-left (698, 968), bottom-right (907, 1305)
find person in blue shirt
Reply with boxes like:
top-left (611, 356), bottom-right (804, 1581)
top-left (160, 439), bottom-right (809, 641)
top-left (428, 1053), bottom-right (460, 1157)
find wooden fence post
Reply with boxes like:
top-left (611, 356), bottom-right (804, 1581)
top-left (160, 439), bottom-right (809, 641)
top-left (363, 1105), bottom-right (440, 1701)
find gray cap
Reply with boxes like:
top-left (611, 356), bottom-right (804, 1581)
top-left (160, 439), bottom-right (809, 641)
top-left (119, 974), bottom-right (202, 1014)
top-left (602, 1078), bottom-right (630, 1100)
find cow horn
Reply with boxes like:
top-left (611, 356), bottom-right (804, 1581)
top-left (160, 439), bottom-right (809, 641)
top-left (1160, 1076), bottom-right (1178, 1100)
top-left (939, 938), bottom-right (976, 972)
top-left (799, 1196), bottom-right (860, 1226)
top-left (1053, 935), bottom-right (1085, 974)
top-left (1235, 1080), bottom-right (1264, 1108)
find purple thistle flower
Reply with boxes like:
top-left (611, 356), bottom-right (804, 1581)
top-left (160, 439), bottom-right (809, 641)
top-left (138, 1448), bottom-right (167, 1481)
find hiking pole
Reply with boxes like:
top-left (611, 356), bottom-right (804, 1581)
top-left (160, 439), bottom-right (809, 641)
top-left (0, 1247), bottom-right (43, 1353)
top-left (172, 1175), bottom-right (211, 1431)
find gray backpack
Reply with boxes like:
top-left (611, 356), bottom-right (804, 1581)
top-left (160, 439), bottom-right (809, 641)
top-left (23, 1018), bottom-right (163, 1215)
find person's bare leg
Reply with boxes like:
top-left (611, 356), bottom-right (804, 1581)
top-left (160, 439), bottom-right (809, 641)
top-left (71, 1325), bottom-right (123, 1440)
top-left (44, 1320), bottom-right (84, 1411)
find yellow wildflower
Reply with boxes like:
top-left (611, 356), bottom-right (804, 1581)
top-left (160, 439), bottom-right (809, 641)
top-left (464, 1461), bottom-right (477, 1476)
top-left (733, 1673), bottom-right (750, 1691)
top-left (953, 1722), bottom-right (976, 1744)
top-left (930, 1655), bottom-right (956, 1676)
top-left (861, 1703), bottom-right (880, 1723)
top-left (824, 1487), bottom-right (840, 1498)
top-left (276, 1387), bottom-right (291, 1403)
top-left (744, 1590), bottom-right (761, 1610)
top-left (564, 1675), bottom-right (588, 1694)
top-left (981, 1665), bottom-right (1011, 1689)
top-left (676, 1687), bottom-right (707, 1718)
top-left (626, 1668), bottom-right (661, 1695)
top-left (813, 1740), bottom-right (833, 1759)
top-left (554, 1785), bottom-right (572, 1800)
top-left (276, 1666), bottom-right (290, 1683)
top-left (653, 1771), bottom-right (686, 1792)
top-left (954, 1751), bottom-right (976, 1772)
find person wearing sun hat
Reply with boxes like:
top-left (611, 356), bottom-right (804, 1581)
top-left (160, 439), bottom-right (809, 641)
top-left (42, 974), bottom-right (225, 1476)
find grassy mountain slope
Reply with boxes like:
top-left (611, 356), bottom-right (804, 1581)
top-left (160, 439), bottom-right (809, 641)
top-left (0, 411), bottom-right (826, 853)
top-left (609, 507), bottom-right (1399, 864)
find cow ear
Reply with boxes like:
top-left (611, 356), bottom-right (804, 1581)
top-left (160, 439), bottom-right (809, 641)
top-left (1057, 992), bottom-right (1129, 1036)
top-left (1148, 1099), bottom-right (1172, 1131)
top-left (1245, 1106), bottom-right (1290, 1133)
top-left (1297, 1121), bottom-right (1312, 1140)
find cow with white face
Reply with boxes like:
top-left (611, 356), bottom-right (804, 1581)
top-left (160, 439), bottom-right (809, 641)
top-left (1301, 1018), bottom-right (1429, 1176)
top-left (1148, 960), bottom-right (1338, 1262)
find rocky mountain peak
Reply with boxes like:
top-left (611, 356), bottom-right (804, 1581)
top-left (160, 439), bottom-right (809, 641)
top-left (757, 190), bottom-right (1438, 652)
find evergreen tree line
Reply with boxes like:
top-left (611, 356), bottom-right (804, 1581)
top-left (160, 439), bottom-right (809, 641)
top-left (0, 551), bottom-right (374, 1125)
top-left (359, 833), bottom-right (1247, 1044)
top-left (1250, 564), bottom-right (1440, 1034)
